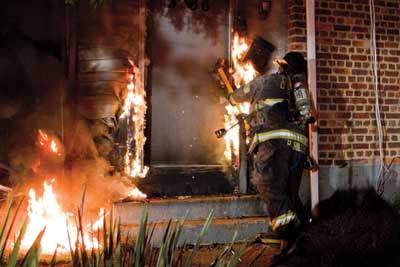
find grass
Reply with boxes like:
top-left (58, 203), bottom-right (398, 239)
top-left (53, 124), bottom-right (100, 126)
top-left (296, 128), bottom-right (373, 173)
top-left (0, 191), bottom-right (245, 267)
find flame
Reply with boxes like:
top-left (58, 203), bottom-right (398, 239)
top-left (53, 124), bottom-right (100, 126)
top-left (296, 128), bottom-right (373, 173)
top-left (223, 33), bottom-right (257, 161)
top-left (231, 33), bottom-right (258, 88)
top-left (128, 187), bottom-right (147, 199)
top-left (37, 129), bottom-right (62, 156)
top-left (120, 61), bottom-right (149, 178)
top-left (50, 140), bottom-right (58, 154)
top-left (21, 180), bottom-right (104, 255)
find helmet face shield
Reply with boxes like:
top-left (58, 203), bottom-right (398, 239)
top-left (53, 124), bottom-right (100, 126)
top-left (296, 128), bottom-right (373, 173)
top-left (273, 58), bottom-right (288, 68)
top-left (273, 58), bottom-right (289, 74)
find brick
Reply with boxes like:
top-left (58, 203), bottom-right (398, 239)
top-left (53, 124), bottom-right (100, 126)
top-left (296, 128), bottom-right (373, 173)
top-left (385, 99), bottom-right (399, 104)
top-left (383, 15), bottom-right (399, 21)
top-left (352, 26), bottom-right (368, 32)
top-left (352, 128), bottom-right (368, 134)
top-left (387, 29), bottom-right (400, 35)
top-left (351, 83), bottom-right (367, 89)
top-left (334, 39), bottom-right (351, 46)
top-left (333, 11), bottom-right (350, 17)
top-left (385, 56), bottom-right (399, 62)
top-left (319, 144), bottom-right (334, 150)
top-left (289, 36), bottom-right (307, 43)
top-left (353, 143), bottom-right (369, 149)
top-left (352, 40), bottom-right (367, 47)
top-left (351, 55), bottom-right (367, 61)
top-left (387, 128), bottom-right (400, 134)
top-left (335, 144), bottom-right (351, 150)
top-left (318, 67), bottom-right (332, 74)
top-left (356, 136), bottom-right (364, 142)
top-left (333, 97), bottom-right (349, 103)
top-left (318, 75), bottom-right (329, 81)
top-left (317, 53), bottom-right (332, 59)
top-left (387, 2), bottom-right (399, 8)
top-left (353, 113), bottom-right (370, 119)
top-left (334, 24), bottom-right (351, 31)
top-left (350, 12), bottom-right (366, 18)
top-left (352, 69), bottom-right (368, 75)
top-left (317, 9), bottom-right (332, 16)
top-left (352, 98), bottom-right (367, 104)
top-left (385, 71), bottom-right (398, 77)
top-left (337, 112), bottom-right (351, 119)
top-left (386, 113), bottom-right (400, 119)
top-left (320, 128), bottom-right (332, 135)
top-left (385, 42), bottom-right (398, 48)
top-left (388, 143), bottom-right (400, 148)
top-left (317, 82), bottom-right (331, 89)
top-left (334, 68), bottom-right (350, 74)
top-left (328, 136), bottom-right (337, 142)
top-left (289, 28), bottom-right (305, 35)
top-left (333, 54), bottom-right (349, 60)
top-left (336, 83), bottom-right (349, 89)
top-left (319, 120), bottom-right (328, 127)
top-left (290, 21), bottom-right (307, 28)
top-left (355, 105), bottom-right (364, 111)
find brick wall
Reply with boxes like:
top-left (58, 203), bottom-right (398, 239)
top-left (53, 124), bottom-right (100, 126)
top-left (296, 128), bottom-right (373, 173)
top-left (288, 0), bottom-right (400, 166)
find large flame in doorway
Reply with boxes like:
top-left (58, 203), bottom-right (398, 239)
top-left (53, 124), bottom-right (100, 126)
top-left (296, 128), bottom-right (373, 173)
top-left (120, 60), bottom-right (149, 178)
top-left (223, 33), bottom-right (257, 162)
top-left (20, 179), bottom-right (104, 255)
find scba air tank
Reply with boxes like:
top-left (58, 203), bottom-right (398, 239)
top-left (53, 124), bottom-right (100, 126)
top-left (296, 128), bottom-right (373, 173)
top-left (292, 74), bottom-right (312, 119)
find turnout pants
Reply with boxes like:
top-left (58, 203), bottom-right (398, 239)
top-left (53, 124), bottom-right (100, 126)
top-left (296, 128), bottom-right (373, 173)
top-left (252, 139), bottom-right (307, 233)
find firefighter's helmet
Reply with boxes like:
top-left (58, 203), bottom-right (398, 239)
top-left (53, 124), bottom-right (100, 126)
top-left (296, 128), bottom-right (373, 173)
top-left (275, 51), bottom-right (307, 74)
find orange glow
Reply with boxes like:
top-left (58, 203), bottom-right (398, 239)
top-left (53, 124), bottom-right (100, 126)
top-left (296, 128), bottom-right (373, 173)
top-left (223, 33), bottom-right (257, 161)
top-left (21, 180), bottom-right (104, 255)
top-left (120, 61), bottom-right (149, 178)
top-left (231, 33), bottom-right (258, 88)
top-left (50, 140), bottom-right (58, 154)
top-left (37, 129), bottom-right (62, 156)
top-left (128, 187), bottom-right (147, 199)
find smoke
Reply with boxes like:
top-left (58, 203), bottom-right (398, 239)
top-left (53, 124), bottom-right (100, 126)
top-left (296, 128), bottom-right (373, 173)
top-left (1, 25), bottom-right (136, 220)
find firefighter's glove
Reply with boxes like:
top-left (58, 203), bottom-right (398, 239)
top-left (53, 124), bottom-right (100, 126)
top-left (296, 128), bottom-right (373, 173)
top-left (305, 116), bottom-right (316, 124)
top-left (304, 155), bottom-right (318, 172)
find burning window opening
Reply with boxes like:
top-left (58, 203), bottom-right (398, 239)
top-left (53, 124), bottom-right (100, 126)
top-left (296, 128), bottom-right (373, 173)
top-left (120, 59), bottom-right (149, 178)
top-left (223, 33), bottom-right (258, 163)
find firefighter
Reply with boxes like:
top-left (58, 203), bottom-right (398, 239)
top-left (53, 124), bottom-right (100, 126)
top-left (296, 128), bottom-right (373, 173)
top-left (228, 52), bottom-right (313, 243)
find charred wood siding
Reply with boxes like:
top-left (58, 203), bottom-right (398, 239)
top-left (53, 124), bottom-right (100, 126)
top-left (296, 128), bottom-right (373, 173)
top-left (77, 0), bottom-right (140, 119)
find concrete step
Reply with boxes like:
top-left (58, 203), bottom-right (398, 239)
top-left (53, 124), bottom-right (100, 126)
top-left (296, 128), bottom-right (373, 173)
top-left (119, 216), bottom-right (269, 246)
top-left (113, 194), bottom-right (269, 246)
top-left (114, 194), bottom-right (267, 224)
